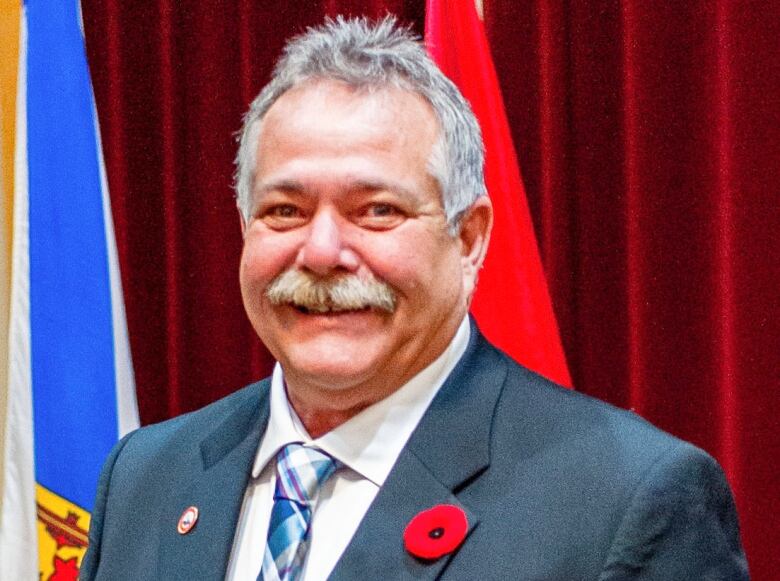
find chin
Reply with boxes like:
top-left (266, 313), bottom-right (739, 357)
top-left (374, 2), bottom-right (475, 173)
top-left (280, 341), bottom-right (387, 389)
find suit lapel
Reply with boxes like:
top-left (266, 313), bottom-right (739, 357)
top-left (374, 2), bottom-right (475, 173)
top-left (157, 380), bottom-right (271, 580)
top-left (331, 326), bottom-right (508, 580)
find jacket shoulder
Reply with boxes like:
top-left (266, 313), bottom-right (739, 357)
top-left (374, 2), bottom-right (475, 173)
top-left (473, 344), bottom-right (746, 578)
top-left (120, 379), bottom-right (268, 457)
top-left (80, 379), bottom-right (270, 580)
top-left (496, 349), bottom-right (690, 460)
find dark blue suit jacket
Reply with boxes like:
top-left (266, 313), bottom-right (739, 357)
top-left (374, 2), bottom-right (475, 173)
top-left (81, 326), bottom-right (748, 579)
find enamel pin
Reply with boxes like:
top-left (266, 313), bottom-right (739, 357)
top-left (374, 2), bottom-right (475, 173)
top-left (177, 506), bottom-right (199, 534)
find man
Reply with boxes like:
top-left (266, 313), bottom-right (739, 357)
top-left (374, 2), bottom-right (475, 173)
top-left (81, 17), bottom-right (748, 580)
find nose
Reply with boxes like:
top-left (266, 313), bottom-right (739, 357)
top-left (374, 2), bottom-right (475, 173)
top-left (296, 208), bottom-right (359, 275)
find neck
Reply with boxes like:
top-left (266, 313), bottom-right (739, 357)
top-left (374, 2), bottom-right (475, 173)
top-left (290, 404), bottom-right (365, 439)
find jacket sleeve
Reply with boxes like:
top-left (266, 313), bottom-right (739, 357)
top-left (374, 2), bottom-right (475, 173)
top-left (79, 431), bottom-right (136, 581)
top-left (598, 444), bottom-right (749, 580)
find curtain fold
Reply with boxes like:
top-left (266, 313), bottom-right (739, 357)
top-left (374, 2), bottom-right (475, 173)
top-left (81, 1), bottom-right (779, 578)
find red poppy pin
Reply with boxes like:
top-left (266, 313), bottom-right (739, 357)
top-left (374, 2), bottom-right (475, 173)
top-left (403, 504), bottom-right (468, 560)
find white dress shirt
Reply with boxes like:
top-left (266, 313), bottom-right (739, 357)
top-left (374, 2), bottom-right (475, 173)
top-left (226, 317), bottom-right (470, 580)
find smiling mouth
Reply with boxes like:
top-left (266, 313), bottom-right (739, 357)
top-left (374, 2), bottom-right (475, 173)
top-left (292, 304), bottom-right (374, 315)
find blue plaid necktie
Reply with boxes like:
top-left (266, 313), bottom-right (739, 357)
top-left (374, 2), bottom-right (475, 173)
top-left (258, 443), bottom-right (339, 581)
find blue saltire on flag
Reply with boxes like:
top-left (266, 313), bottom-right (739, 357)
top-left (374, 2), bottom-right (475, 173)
top-left (28, 0), bottom-right (119, 512)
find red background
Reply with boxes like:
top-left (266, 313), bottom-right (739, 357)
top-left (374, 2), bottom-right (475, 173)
top-left (81, 1), bottom-right (779, 578)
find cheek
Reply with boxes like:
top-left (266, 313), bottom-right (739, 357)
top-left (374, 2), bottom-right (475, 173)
top-left (239, 244), bottom-right (282, 329)
top-left (239, 249), bottom-right (267, 293)
top-left (357, 237), bottom-right (417, 286)
top-left (240, 231), bottom-right (299, 286)
top-left (364, 235), bottom-right (461, 297)
top-left (238, 253), bottom-right (264, 315)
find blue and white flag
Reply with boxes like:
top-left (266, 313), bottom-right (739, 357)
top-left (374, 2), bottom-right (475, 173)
top-left (0, 1), bottom-right (139, 579)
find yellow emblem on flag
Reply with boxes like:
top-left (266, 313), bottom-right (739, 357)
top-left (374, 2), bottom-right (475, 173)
top-left (36, 484), bottom-right (91, 580)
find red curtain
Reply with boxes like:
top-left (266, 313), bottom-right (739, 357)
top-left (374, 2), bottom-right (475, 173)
top-left (82, 1), bottom-right (779, 578)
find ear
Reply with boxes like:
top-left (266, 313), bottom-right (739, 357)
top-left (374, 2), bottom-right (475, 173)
top-left (458, 196), bottom-right (493, 301)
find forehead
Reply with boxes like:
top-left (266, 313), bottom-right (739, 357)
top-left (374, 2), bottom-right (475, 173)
top-left (255, 80), bottom-right (440, 168)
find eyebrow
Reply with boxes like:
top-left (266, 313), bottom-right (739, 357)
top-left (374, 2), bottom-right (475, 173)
top-left (254, 180), bottom-right (306, 197)
top-left (255, 178), bottom-right (419, 203)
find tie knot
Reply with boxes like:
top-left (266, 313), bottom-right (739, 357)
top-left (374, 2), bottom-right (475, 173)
top-left (274, 443), bottom-right (338, 505)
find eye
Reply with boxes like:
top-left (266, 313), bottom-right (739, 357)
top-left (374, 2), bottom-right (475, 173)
top-left (260, 204), bottom-right (307, 229)
top-left (367, 203), bottom-right (397, 217)
top-left (355, 202), bottom-right (406, 229)
top-left (269, 205), bottom-right (300, 218)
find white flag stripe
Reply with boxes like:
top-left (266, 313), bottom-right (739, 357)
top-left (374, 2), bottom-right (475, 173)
top-left (0, 11), bottom-right (37, 579)
top-left (94, 96), bottom-right (139, 438)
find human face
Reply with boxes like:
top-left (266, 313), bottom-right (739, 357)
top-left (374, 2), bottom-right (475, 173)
top-left (239, 80), bottom-right (491, 423)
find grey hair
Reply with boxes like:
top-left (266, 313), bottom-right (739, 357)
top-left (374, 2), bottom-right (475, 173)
top-left (234, 15), bottom-right (486, 233)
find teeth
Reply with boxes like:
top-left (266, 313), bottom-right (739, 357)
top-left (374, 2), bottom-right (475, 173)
top-left (292, 303), bottom-right (369, 314)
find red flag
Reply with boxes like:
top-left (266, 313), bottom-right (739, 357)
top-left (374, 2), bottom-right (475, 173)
top-left (425, 0), bottom-right (572, 386)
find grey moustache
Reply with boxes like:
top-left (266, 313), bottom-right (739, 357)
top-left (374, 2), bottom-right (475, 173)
top-left (265, 269), bottom-right (397, 313)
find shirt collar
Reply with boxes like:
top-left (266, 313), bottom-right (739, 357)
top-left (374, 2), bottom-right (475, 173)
top-left (251, 316), bottom-right (471, 486)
